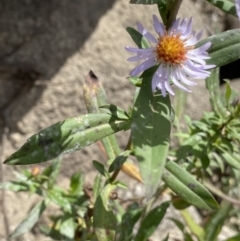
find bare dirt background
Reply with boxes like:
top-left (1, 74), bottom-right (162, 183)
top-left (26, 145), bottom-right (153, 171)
top-left (0, 0), bottom-right (239, 240)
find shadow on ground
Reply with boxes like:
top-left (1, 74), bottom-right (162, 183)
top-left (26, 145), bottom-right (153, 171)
top-left (0, 0), bottom-right (116, 132)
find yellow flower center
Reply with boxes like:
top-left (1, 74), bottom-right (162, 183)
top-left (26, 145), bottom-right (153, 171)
top-left (156, 34), bottom-right (189, 65)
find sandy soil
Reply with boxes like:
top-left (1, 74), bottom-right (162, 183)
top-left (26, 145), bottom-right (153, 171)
top-left (0, 0), bottom-right (237, 240)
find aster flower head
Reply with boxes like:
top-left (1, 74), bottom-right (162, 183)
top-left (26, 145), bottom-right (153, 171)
top-left (235, 0), bottom-right (240, 20)
top-left (126, 15), bottom-right (215, 96)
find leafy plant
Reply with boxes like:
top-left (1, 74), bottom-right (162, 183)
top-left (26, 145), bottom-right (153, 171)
top-left (2, 1), bottom-right (240, 240)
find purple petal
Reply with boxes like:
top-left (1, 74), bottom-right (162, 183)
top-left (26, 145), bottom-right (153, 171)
top-left (181, 17), bottom-right (193, 38)
top-left (153, 14), bottom-right (165, 36)
top-left (236, 0), bottom-right (240, 20)
top-left (152, 72), bottom-right (158, 91)
top-left (130, 57), bottom-right (156, 76)
top-left (127, 56), bottom-right (143, 62)
top-left (156, 78), bottom-right (167, 97)
top-left (186, 60), bottom-right (211, 74)
top-left (196, 42), bottom-right (211, 52)
top-left (125, 46), bottom-right (154, 54)
top-left (164, 80), bottom-right (175, 96)
top-left (171, 70), bottom-right (191, 92)
top-left (155, 64), bottom-right (164, 78)
top-left (195, 30), bottom-right (203, 41)
top-left (136, 22), bottom-right (158, 44)
top-left (183, 62), bottom-right (209, 78)
top-left (177, 68), bottom-right (197, 86)
top-left (170, 18), bottom-right (181, 32)
top-left (203, 64), bottom-right (215, 70)
top-left (186, 54), bottom-right (207, 65)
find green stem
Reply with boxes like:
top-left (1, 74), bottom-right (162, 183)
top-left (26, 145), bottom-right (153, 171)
top-left (204, 181), bottom-right (240, 206)
top-left (166, 0), bottom-right (182, 30)
top-left (181, 209), bottom-right (205, 241)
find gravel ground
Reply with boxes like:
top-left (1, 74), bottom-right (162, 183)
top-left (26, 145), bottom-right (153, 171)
top-left (0, 0), bottom-right (238, 240)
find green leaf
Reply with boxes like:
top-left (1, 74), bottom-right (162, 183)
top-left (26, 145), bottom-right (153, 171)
top-left (93, 183), bottom-right (118, 241)
top-left (118, 204), bottom-right (142, 241)
top-left (162, 161), bottom-right (219, 210)
top-left (157, 0), bottom-right (169, 26)
top-left (204, 201), bottom-right (232, 241)
top-left (197, 29), bottom-right (240, 68)
top-left (128, 76), bottom-right (143, 87)
top-left (83, 70), bottom-right (122, 161)
top-left (131, 69), bottom-right (171, 199)
top-left (40, 225), bottom-right (62, 240)
top-left (130, 0), bottom-right (180, 28)
top-left (93, 175), bottom-right (103, 203)
top-left (69, 171), bottom-right (83, 195)
top-left (169, 218), bottom-right (184, 231)
top-left (225, 80), bottom-right (232, 104)
top-left (47, 157), bottom-right (62, 189)
top-left (59, 215), bottom-right (75, 241)
top-left (134, 202), bottom-right (170, 241)
top-left (93, 160), bottom-right (107, 177)
top-left (210, 152), bottom-right (225, 173)
top-left (0, 181), bottom-right (30, 192)
top-left (221, 150), bottom-right (240, 170)
top-left (83, 70), bottom-right (107, 113)
top-left (224, 234), bottom-right (240, 241)
top-left (181, 209), bottom-right (205, 241)
top-left (100, 104), bottom-right (130, 120)
top-left (157, 0), bottom-right (181, 29)
top-left (4, 113), bottom-right (130, 165)
top-left (169, 218), bottom-right (196, 241)
top-left (48, 188), bottom-right (71, 212)
top-left (9, 200), bottom-right (48, 239)
top-left (108, 150), bottom-right (131, 173)
top-left (126, 27), bottom-right (150, 49)
top-left (205, 68), bottom-right (226, 118)
top-left (205, 0), bottom-right (237, 16)
top-left (172, 196), bottom-right (191, 210)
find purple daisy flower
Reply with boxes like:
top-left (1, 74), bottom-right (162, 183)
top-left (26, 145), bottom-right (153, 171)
top-left (235, 0), bottom-right (240, 19)
top-left (125, 15), bottom-right (215, 96)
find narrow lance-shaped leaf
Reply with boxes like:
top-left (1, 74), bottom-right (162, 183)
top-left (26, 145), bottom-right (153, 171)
top-left (83, 71), bottom-right (141, 182)
top-left (197, 29), bottom-right (240, 68)
top-left (69, 171), bottom-right (83, 195)
top-left (59, 215), bottom-right (75, 241)
top-left (205, 0), bottom-right (237, 16)
top-left (93, 160), bottom-right (109, 177)
top-left (180, 209), bottom-right (205, 241)
top-left (205, 68), bottom-right (226, 118)
top-left (134, 202), bottom-right (170, 241)
top-left (204, 201), bottom-right (232, 241)
top-left (93, 183), bottom-right (117, 241)
top-left (118, 204), bottom-right (143, 241)
top-left (4, 113), bottom-right (129, 165)
top-left (131, 67), bottom-right (171, 199)
top-left (108, 150), bottom-right (131, 173)
top-left (47, 157), bottom-right (62, 189)
top-left (100, 104), bottom-right (130, 121)
top-left (83, 71), bottom-right (122, 159)
top-left (218, 146), bottom-right (240, 170)
top-left (9, 200), bottom-right (48, 239)
top-left (126, 27), bottom-right (150, 49)
top-left (162, 161), bottom-right (219, 210)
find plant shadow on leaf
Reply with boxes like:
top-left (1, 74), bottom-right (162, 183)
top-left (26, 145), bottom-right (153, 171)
top-left (131, 66), bottom-right (172, 198)
top-left (4, 113), bottom-right (130, 165)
